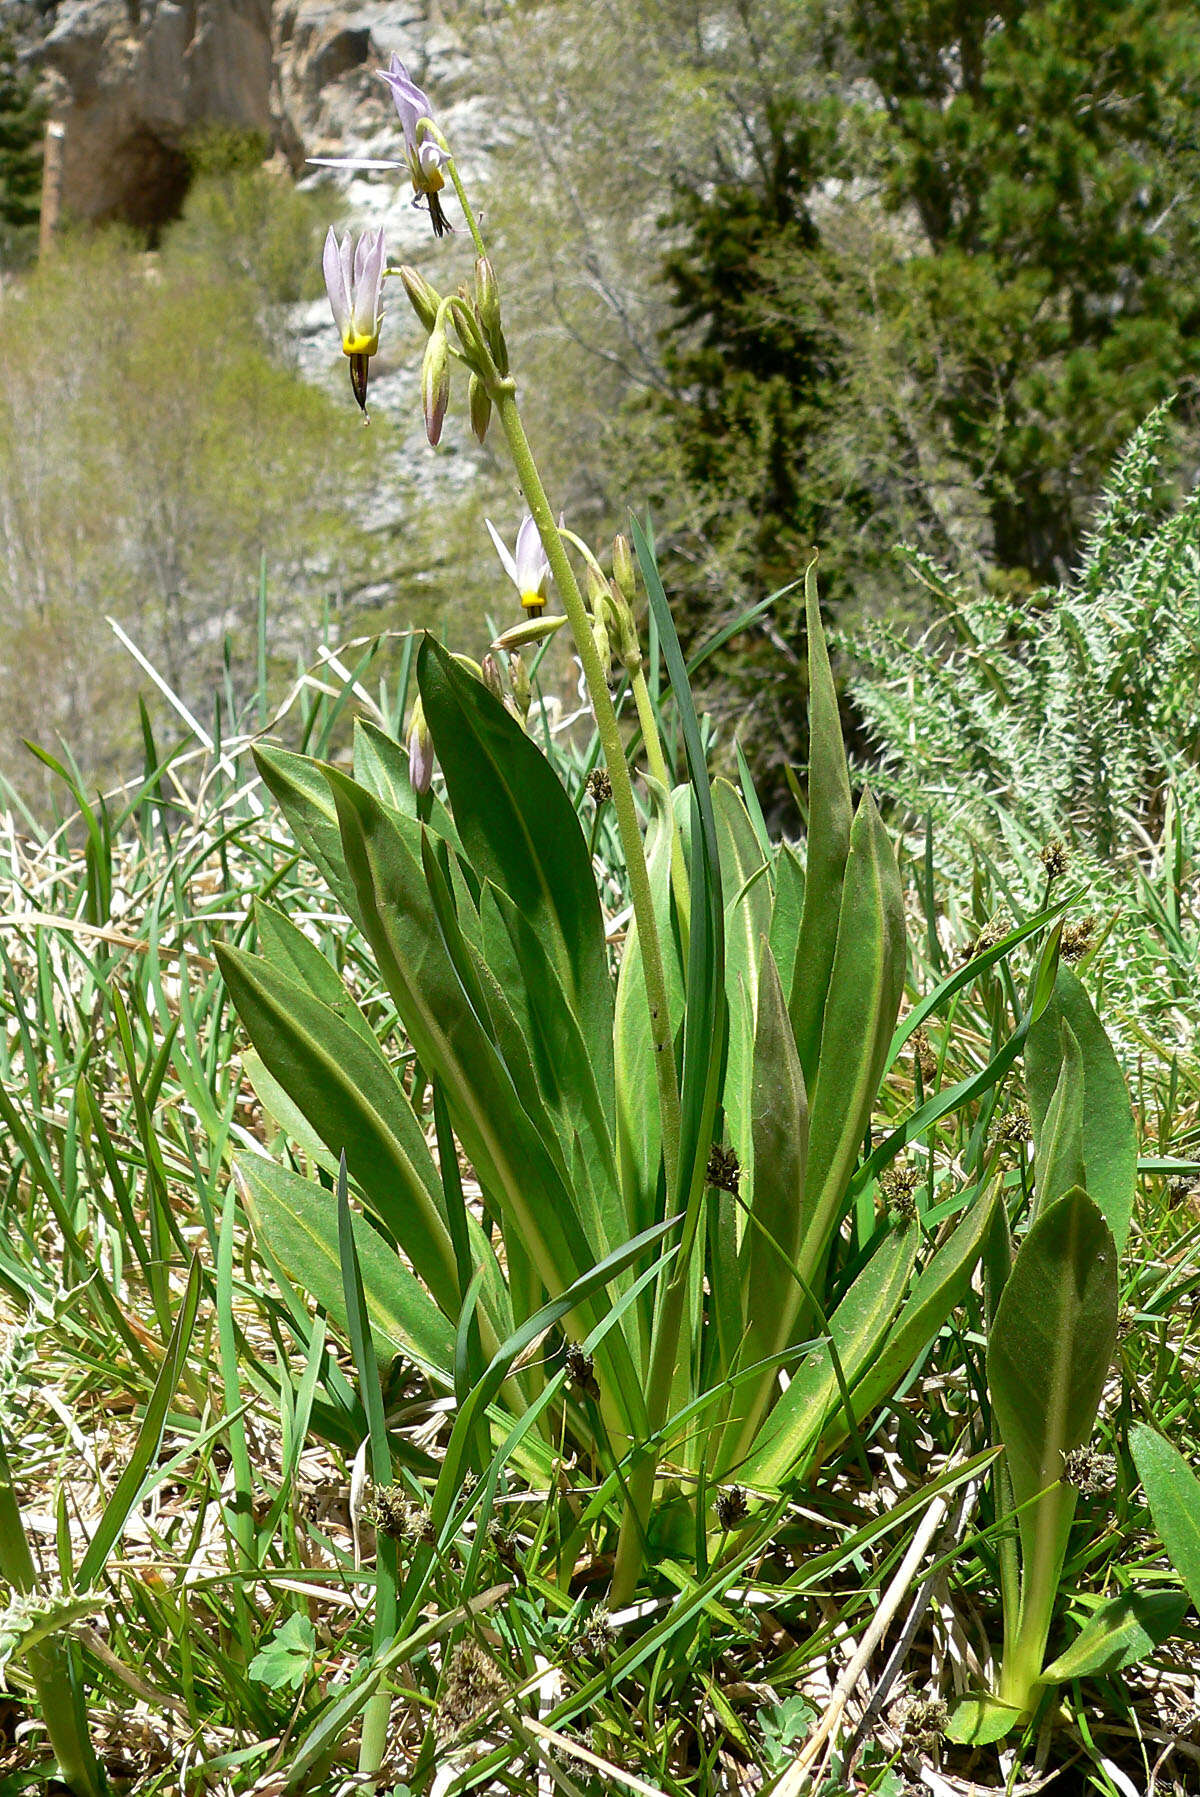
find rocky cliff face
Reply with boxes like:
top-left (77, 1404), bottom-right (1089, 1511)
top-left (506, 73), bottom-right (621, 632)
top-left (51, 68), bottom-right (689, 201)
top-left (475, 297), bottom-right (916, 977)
top-left (27, 0), bottom-right (484, 240)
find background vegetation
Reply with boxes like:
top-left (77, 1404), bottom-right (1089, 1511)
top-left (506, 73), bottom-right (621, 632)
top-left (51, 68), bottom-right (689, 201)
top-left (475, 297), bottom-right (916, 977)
top-left (462, 0), bottom-right (1200, 782)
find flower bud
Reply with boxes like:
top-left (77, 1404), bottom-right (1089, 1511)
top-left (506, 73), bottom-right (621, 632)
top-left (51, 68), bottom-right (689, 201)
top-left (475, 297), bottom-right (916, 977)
top-left (585, 561), bottom-right (611, 617)
top-left (491, 613), bottom-right (568, 651)
top-left (612, 534), bottom-right (637, 604)
top-left (474, 256), bottom-right (508, 374)
top-left (609, 579), bottom-right (642, 672)
top-left (468, 371), bottom-right (492, 443)
top-left (407, 698), bottom-right (434, 793)
top-left (421, 326), bottom-right (450, 446)
top-left (592, 612), bottom-right (612, 682)
top-left (398, 264), bottom-right (442, 334)
top-left (481, 653), bottom-right (505, 703)
top-left (509, 652), bottom-right (531, 722)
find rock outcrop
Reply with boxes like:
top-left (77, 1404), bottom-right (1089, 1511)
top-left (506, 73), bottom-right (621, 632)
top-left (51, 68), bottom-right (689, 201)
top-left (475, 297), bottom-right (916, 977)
top-left (36, 0), bottom-right (276, 228)
top-left (26, 0), bottom-right (481, 236)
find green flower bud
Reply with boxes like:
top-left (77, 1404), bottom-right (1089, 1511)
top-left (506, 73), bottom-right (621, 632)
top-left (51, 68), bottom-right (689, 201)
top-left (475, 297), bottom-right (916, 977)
top-left (449, 294), bottom-right (487, 371)
top-left (592, 613), bottom-right (612, 681)
top-left (474, 256), bottom-right (508, 374)
top-left (510, 651), bottom-right (532, 721)
top-left (421, 326), bottom-right (450, 446)
top-left (612, 534), bottom-right (637, 603)
top-left (609, 579), bottom-right (642, 672)
top-left (585, 561), bottom-right (611, 616)
top-left (491, 613), bottom-right (569, 651)
top-left (398, 264), bottom-right (442, 334)
top-left (406, 697), bottom-right (434, 793)
top-left (468, 372), bottom-right (492, 443)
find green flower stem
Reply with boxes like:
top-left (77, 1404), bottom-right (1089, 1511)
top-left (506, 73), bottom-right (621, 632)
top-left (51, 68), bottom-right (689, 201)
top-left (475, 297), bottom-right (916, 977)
top-left (609, 1263), bottom-right (692, 1605)
top-left (493, 385), bottom-right (681, 1194)
top-left (359, 1687), bottom-right (392, 1779)
top-left (441, 155), bottom-right (488, 262)
top-left (559, 526), bottom-right (691, 949)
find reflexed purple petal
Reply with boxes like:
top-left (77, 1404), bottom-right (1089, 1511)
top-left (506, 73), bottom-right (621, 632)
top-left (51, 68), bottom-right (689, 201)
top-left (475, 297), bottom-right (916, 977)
top-left (322, 227), bottom-right (351, 335)
top-left (379, 67), bottom-right (434, 147)
top-left (485, 519), bottom-right (521, 590)
top-left (307, 156), bottom-right (404, 170)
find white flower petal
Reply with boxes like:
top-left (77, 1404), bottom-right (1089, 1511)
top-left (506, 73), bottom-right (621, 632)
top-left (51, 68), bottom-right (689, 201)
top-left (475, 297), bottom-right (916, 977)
top-left (485, 519), bottom-right (520, 590)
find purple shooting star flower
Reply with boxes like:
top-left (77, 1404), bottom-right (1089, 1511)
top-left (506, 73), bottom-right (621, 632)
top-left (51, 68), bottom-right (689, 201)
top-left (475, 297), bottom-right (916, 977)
top-left (486, 513), bottom-right (553, 616)
top-left (378, 54), bottom-right (452, 236)
top-left (307, 54), bottom-right (452, 237)
top-left (322, 225), bottom-right (386, 413)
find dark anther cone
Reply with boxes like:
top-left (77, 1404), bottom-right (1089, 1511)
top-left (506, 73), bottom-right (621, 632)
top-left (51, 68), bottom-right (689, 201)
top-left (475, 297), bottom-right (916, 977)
top-left (350, 352), bottom-right (371, 413)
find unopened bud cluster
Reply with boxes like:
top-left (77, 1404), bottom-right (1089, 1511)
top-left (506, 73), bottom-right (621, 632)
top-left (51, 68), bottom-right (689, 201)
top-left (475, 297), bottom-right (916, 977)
top-left (407, 253), bottom-right (511, 447)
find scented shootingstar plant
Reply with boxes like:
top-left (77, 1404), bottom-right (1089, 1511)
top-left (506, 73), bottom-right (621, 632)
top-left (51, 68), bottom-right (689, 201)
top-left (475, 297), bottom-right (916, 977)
top-left (486, 513), bottom-right (553, 616)
top-left (322, 226), bottom-right (386, 413)
top-left (220, 61), bottom-right (1078, 1779)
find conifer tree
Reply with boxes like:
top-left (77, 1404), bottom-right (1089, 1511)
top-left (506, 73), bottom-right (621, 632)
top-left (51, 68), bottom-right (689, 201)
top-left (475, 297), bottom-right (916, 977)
top-left (0, 29), bottom-right (45, 269)
top-left (651, 0), bottom-right (1200, 766)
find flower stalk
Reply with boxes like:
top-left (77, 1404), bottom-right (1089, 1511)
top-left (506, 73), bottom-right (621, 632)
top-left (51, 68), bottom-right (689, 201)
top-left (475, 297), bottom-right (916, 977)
top-left (491, 386), bottom-right (681, 1193)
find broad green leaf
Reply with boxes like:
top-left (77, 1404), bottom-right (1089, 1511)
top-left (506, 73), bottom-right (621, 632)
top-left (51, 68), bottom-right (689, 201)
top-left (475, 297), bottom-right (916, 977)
top-left (1042, 1588), bottom-right (1189, 1683)
top-left (353, 717), bottom-right (417, 819)
top-left (249, 1614), bottom-right (317, 1692)
top-left (1027, 968), bottom-right (1136, 1256)
top-left (253, 903), bottom-right (380, 1053)
top-left (636, 523), bottom-right (726, 1240)
top-left (351, 718), bottom-right (465, 852)
top-left (816, 1182), bottom-right (999, 1460)
top-left (479, 883), bottom-right (624, 1253)
top-left (945, 1694), bottom-right (1023, 1746)
top-left (789, 564), bottom-right (853, 1087)
top-left (735, 944), bottom-right (808, 1403)
top-left (614, 776), bottom-right (684, 1237)
top-left (242, 1048), bottom-right (338, 1172)
top-left (736, 1220), bottom-right (919, 1488)
top-left (216, 942), bottom-right (460, 1313)
top-left (1032, 1020), bottom-right (1085, 1218)
top-left (988, 1191), bottom-right (1118, 1643)
top-left (253, 744), bottom-right (359, 923)
top-left (767, 844), bottom-right (805, 1014)
top-left (238, 1155), bottom-right (458, 1379)
top-left (1131, 1425), bottom-right (1200, 1610)
top-left (326, 769), bottom-right (649, 1438)
top-left (417, 638), bottom-right (613, 1087)
top-left (799, 787), bottom-right (906, 1298)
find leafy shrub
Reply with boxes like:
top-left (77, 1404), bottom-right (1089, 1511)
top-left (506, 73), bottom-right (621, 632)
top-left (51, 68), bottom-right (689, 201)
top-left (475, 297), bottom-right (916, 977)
top-left (850, 405), bottom-right (1200, 1042)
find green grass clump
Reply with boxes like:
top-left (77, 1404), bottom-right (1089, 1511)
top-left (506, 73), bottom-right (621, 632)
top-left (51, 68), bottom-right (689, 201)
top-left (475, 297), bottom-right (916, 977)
top-left (0, 591), bottom-right (1198, 1796)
